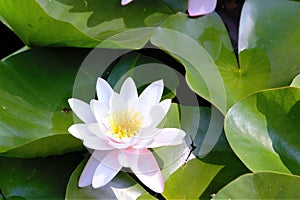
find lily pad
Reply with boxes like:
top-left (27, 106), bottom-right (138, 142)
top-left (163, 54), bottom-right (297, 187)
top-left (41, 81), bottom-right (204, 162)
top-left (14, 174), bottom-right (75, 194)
top-left (0, 47), bottom-right (91, 157)
top-left (163, 158), bottom-right (223, 199)
top-left (214, 172), bottom-right (300, 199)
top-left (179, 105), bottom-right (249, 199)
top-left (0, 0), bottom-right (98, 47)
top-left (36, 0), bottom-right (174, 44)
top-left (0, 153), bottom-right (83, 199)
top-left (151, 6), bottom-right (300, 113)
top-left (225, 87), bottom-right (300, 175)
top-left (239, 0), bottom-right (300, 87)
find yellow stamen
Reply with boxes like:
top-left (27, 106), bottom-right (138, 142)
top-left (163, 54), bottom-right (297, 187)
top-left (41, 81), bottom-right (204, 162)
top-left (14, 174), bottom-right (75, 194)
top-left (109, 109), bottom-right (143, 139)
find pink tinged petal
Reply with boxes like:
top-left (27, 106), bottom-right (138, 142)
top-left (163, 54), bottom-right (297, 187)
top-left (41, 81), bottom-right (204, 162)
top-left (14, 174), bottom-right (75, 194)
top-left (78, 150), bottom-right (107, 187)
top-left (78, 156), bottom-right (99, 187)
top-left (131, 149), bottom-right (164, 193)
top-left (146, 128), bottom-right (186, 148)
top-left (83, 136), bottom-right (114, 150)
top-left (88, 123), bottom-right (108, 140)
top-left (92, 150), bottom-right (122, 188)
top-left (96, 78), bottom-right (113, 105)
top-left (135, 80), bottom-right (164, 114)
top-left (121, 0), bottom-right (134, 5)
top-left (120, 77), bottom-right (138, 102)
top-left (90, 99), bottom-right (109, 124)
top-left (118, 148), bottom-right (139, 168)
top-left (68, 124), bottom-right (92, 140)
top-left (188, 0), bottom-right (217, 17)
top-left (132, 138), bottom-right (154, 149)
top-left (68, 98), bottom-right (96, 123)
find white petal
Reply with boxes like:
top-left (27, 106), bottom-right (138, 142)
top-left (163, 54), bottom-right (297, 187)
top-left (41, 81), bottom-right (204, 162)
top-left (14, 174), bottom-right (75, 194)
top-left (108, 140), bottom-right (132, 149)
top-left (78, 150), bottom-right (107, 187)
top-left (142, 99), bottom-right (171, 128)
top-left (188, 0), bottom-right (217, 17)
top-left (131, 149), bottom-right (164, 193)
top-left (118, 148), bottom-right (139, 168)
top-left (132, 138), bottom-right (154, 149)
top-left (90, 99), bottom-right (110, 124)
top-left (111, 92), bottom-right (127, 114)
top-left (146, 128), bottom-right (186, 148)
top-left (88, 123), bottom-right (108, 140)
top-left (157, 99), bottom-right (171, 114)
top-left (120, 77), bottom-right (138, 102)
top-left (121, 0), bottom-right (134, 5)
top-left (68, 98), bottom-right (96, 123)
top-left (135, 80), bottom-right (164, 115)
top-left (83, 136), bottom-right (114, 150)
top-left (68, 124), bottom-right (92, 140)
top-left (96, 78), bottom-right (113, 105)
top-left (133, 127), bottom-right (158, 140)
top-left (92, 150), bottom-right (122, 188)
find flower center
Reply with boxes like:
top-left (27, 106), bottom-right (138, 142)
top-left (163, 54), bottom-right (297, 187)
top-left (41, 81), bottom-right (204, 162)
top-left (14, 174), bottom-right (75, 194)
top-left (109, 109), bottom-right (143, 139)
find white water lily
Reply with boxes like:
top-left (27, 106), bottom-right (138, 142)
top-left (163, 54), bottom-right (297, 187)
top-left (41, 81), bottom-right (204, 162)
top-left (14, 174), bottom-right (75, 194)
top-left (121, 0), bottom-right (217, 17)
top-left (68, 77), bottom-right (186, 193)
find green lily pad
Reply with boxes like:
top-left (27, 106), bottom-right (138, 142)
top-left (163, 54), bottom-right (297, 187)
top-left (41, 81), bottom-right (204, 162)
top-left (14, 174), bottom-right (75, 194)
top-left (0, 47), bottom-right (91, 157)
top-left (213, 172), bottom-right (300, 199)
top-left (36, 0), bottom-right (174, 44)
top-left (163, 158), bottom-right (222, 199)
top-left (0, 153), bottom-right (83, 199)
top-left (179, 106), bottom-right (250, 199)
top-left (151, 13), bottom-right (232, 114)
top-left (151, 6), bottom-right (300, 113)
top-left (239, 0), bottom-right (300, 87)
top-left (199, 130), bottom-right (250, 199)
top-left (0, 0), bottom-right (98, 47)
top-left (225, 87), bottom-right (300, 175)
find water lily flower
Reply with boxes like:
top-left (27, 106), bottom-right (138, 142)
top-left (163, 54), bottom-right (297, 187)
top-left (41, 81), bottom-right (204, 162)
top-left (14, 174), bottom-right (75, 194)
top-left (188, 0), bottom-right (217, 17)
top-left (121, 0), bottom-right (133, 5)
top-left (68, 77), bottom-right (186, 193)
top-left (121, 0), bottom-right (217, 17)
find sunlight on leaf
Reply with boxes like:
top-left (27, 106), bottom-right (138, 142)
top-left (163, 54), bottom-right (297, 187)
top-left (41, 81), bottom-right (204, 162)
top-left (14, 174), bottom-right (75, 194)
top-left (225, 87), bottom-right (300, 175)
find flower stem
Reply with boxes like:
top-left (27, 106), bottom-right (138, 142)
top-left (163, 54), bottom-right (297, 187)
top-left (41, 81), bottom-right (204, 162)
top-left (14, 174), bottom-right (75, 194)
top-left (0, 188), bottom-right (6, 200)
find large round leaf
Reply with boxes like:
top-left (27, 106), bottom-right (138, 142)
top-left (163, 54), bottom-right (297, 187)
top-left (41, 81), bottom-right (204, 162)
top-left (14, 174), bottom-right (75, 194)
top-left (0, 48), bottom-right (91, 157)
top-left (151, 6), bottom-right (300, 113)
top-left (214, 172), bottom-right (300, 199)
top-left (36, 0), bottom-right (174, 45)
top-left (0, 0), bottom-right (98, 47)
top-left (163, 158), bottom-right (222, 199)
top-left (225, 87), bottom-right (300, 175)
top-left (239, 0), bottom-right (300, 87)
top-left (179, 105), bottom-right (250, 199)
top-left (151, 13), bottom-right (234, 114)
top-left (0, 153), bottom-right (83, 199)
